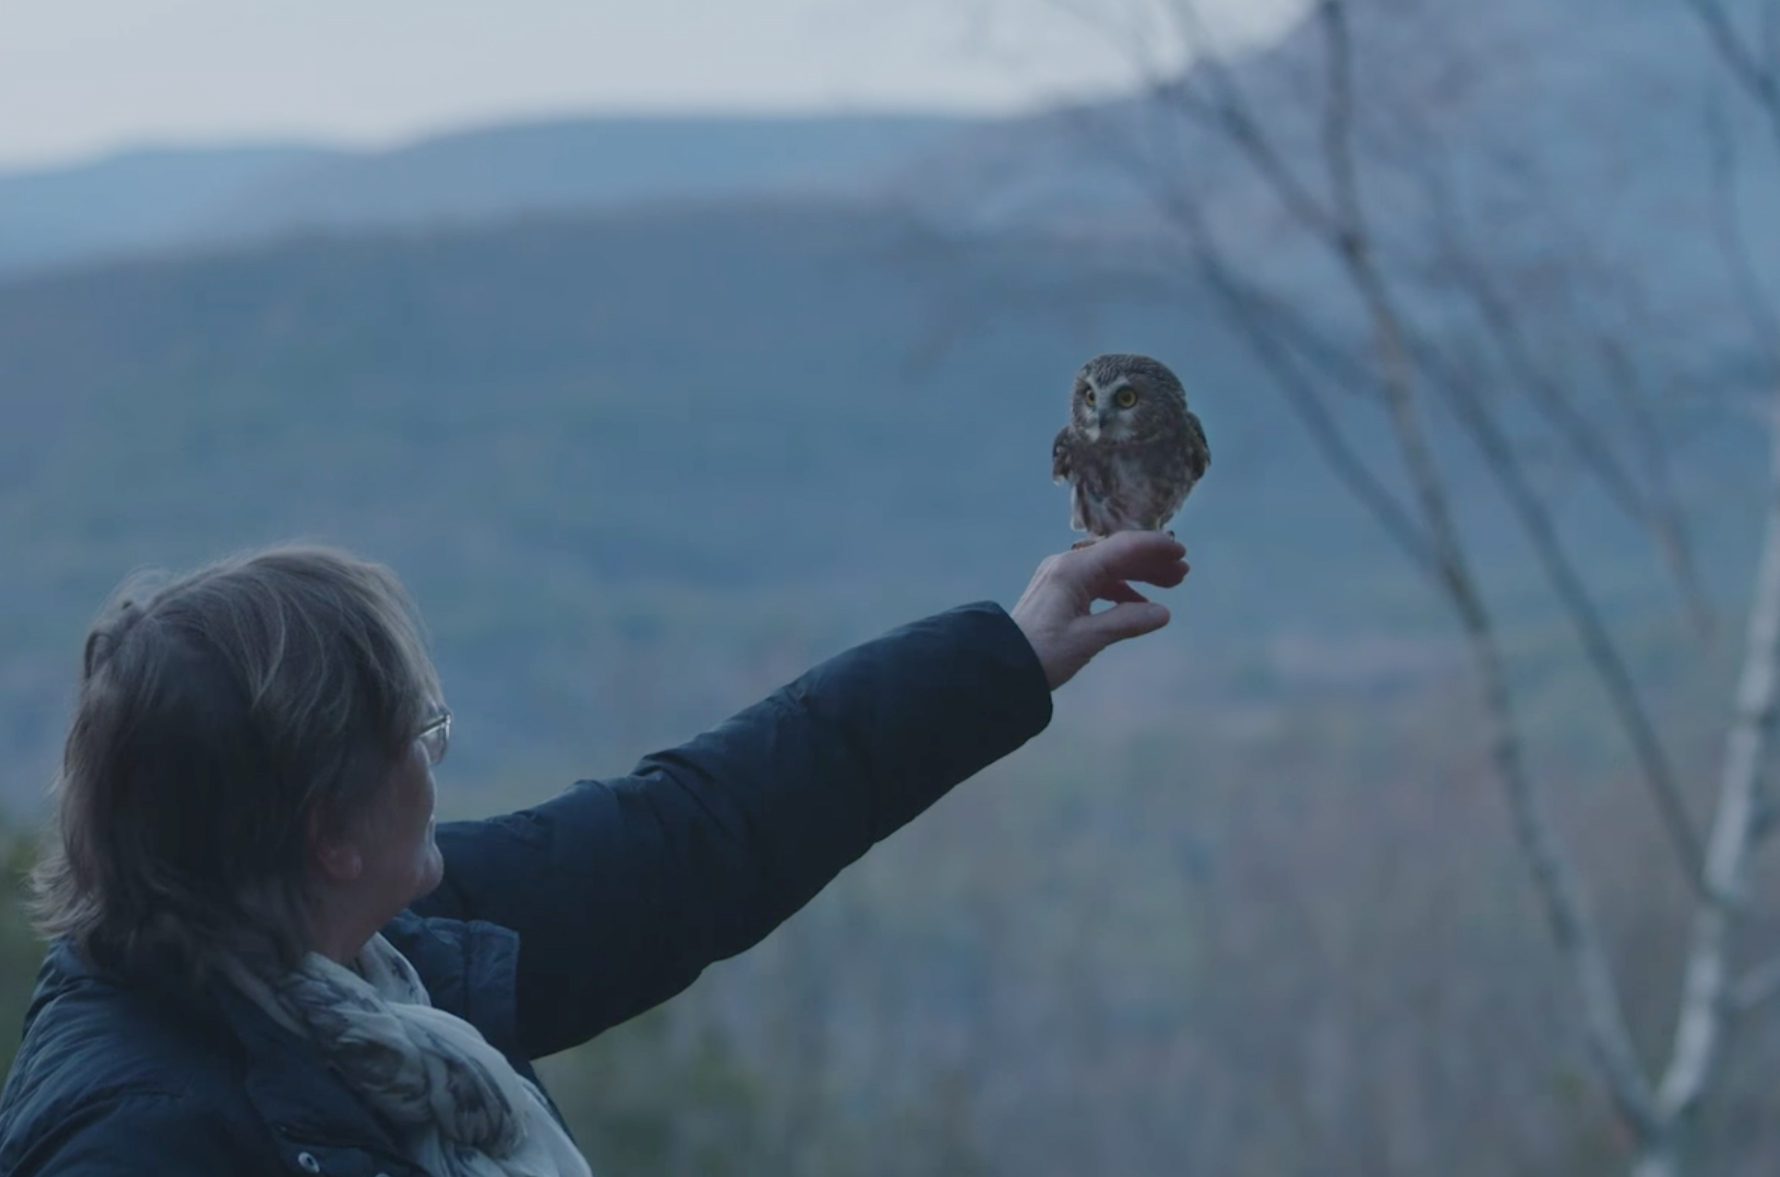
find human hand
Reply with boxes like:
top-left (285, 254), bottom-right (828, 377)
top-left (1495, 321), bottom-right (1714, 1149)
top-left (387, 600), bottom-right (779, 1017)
top-left (1009, 531), bottom-right (1190, 690)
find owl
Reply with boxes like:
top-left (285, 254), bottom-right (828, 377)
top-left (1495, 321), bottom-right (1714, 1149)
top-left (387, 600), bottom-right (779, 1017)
top-left (1051, 353), bottom-right (1210, 547)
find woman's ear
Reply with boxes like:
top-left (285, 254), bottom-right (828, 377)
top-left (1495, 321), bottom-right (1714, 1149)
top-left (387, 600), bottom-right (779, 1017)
top-left (315, 840), bottom-right (365, 884)
top-left (308, 809), bottom-right (365, 883)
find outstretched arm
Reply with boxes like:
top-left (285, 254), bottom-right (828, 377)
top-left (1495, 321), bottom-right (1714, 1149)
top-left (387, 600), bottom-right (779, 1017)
top-left (421, 532), bottom-right (1188, 1059)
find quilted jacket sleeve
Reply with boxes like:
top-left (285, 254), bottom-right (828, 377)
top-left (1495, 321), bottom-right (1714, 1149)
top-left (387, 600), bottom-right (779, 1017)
top-left (417, 601), bottom-right (1053, 1059)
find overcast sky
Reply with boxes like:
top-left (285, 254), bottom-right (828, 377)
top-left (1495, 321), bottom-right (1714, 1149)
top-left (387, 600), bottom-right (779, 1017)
top-left (0, 0), bottom-right (1310, 171)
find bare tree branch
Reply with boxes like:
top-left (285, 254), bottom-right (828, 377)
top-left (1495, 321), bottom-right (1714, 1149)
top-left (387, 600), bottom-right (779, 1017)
top-left (1152, 2), bottom-right (1341, 244)
top-left (1654, 393), bottom-right (1780, 1121)
top-left (1726, 949), bottom-right (1780, 1015)
top-left (1752, 794), bottom-right (1780, 840)
top-left (1317, 0), bottom-right (1367, 264)
top-left (1321, 0), bottom-right (1707, 889)
top-left (1433, 242), bottom-right (1716, 636)
top-left (1704, 97), bottom-right (1780, 370)
top-left (1222, 283), bottom-right (1387, 406)
top-left (1459, 270), bottom-right (1654, 516)
top-left (1138, 0), bottom-right (1676, 1132)
top-left (1038, 75), bottom-right (1443, 573)
top-left (1480, 619), bottom-right (1662, 1141)
top-left (1407, 338), bottom-right (1708, 888)
top-left (1024, 0), bottom-right (1780, 1162)
top-left (1685, 0), bottom-right (1780, 144)
top-left (1067, 88), bottom-right (1445, 569)
top-left (1183, 220), bottom-right (1442, 576)
top-left (1310, 0), bottom-right (1665, 1132)
top-left (1039, 99), bottom-right (1387, 414)
top-left (1594, 337), bottom-right (1717, 639)
top-left (1767, 0), bottom-right (1780, 76)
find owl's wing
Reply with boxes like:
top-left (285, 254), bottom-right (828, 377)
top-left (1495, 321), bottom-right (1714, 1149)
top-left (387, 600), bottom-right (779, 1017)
top-left (1053, 427), bottom-right (1090, 532)
top-left (1183, 409), bottom-right (1210, 482)
top-left (1051, 426), bottom-right (1074, 484)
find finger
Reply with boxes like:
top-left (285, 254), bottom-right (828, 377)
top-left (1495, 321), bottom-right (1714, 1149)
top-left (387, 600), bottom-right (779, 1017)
top-left (1097, 580), bottom-right (1150, 605)
top-left (1078, 529), bottom-right (1187, 571)
top-left (1079, 600), bottom-right (1171, 645)
top-left (1066, 530), bottom-right (1190, 590)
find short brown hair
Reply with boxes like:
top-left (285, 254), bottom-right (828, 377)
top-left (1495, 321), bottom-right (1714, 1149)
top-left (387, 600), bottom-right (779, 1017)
top-left (30, 544), bottom-right (442, 981)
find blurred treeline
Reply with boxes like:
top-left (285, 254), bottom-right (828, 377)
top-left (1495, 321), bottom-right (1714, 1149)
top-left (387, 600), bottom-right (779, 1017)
top-left (2, 684), bottom-right (1777, 1175)
top-left (0, 174), bottom-right (1768, 1177)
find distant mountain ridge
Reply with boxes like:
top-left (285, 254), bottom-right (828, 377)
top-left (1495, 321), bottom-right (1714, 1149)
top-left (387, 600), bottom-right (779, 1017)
top-left (0, 114), bottom-right (978, 279)
top-left (201, 114), bottom-right (974, 235)
top-left (8, 0), bottom-right (1774, 300)
top-left (0, 144), bottom-right (336, 276)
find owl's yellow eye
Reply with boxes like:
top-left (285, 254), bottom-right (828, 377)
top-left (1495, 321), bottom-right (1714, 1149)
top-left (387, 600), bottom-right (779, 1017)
top-left (1115, 387), bottom-right (1138, 409)
top-left (1084, 389), bottom-right (1097, 407)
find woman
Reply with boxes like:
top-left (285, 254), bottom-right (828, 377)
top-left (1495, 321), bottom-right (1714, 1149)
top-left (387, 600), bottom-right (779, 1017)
top-left (0, 532), bottom-right (1187, 1176)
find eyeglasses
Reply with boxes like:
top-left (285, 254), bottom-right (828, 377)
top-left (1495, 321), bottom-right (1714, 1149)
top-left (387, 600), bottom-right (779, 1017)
top-left (417, 708), bottom-right (452, 767)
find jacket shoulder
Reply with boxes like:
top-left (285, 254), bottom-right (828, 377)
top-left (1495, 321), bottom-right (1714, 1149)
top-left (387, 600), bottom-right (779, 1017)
top-left (0, 959), bottom-right (264, 1175)
top-left (2, 1088), bottom-right (266, 1176)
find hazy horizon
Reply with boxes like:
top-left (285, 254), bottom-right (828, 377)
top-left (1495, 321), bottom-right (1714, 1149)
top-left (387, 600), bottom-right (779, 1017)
top-left (0, 109), bottom-right (980, 179)
top-left (0, 0), bottom-right (1311, 171)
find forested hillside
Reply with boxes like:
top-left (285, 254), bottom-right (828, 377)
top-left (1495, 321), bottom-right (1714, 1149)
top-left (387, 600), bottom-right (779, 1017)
top-left (0, 198), bottom-right (1503, 806)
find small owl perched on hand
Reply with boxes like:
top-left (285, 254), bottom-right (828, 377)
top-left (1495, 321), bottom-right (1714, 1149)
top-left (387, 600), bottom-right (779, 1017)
top-left (1052, 353), bottom-right (1210, 547)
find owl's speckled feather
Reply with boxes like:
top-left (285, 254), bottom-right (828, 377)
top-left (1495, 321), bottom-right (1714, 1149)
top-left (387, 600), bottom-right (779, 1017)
top-left (1051, 353), bottom-right (1209, 542)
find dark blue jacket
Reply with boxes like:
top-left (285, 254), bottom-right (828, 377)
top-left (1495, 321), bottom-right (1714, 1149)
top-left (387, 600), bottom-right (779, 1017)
top-left (0, 603), bottom-right (1052, 1175)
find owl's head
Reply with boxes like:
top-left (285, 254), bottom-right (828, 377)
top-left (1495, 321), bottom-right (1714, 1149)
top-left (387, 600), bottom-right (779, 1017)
top-left (1070, 353), bottom-right (1188, 442)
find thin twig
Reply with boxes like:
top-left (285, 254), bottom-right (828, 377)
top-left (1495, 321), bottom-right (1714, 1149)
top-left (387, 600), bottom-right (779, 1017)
top-left (1191, 231), bottom-right (1441, 577)
top-left (1401, 57), bottom-right (1716, 638)
top-left (1684, 0), bottom-right (1780, 147)
top-left (1767, 0), bottom-right (1780, 77)
top-left (1157, 0), bottom-right (1342, 244)
top-left (1704, 96), bottom-right (1780, 369)
top-left (1410, 340), bottom-right (1708, 888)
top-left (1443, 250), bottom-right (1715, 636)
top-left (1593, 337), bottom-right (1717, 639)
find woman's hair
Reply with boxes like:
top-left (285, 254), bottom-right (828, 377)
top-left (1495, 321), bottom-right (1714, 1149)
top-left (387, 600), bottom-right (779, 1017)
top-left (29, 544), bottom-right (442, 982)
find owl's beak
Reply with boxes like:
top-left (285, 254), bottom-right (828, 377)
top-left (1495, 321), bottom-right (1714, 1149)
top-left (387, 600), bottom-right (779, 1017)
top-left (1095, 405), bottom-right (1114, 431)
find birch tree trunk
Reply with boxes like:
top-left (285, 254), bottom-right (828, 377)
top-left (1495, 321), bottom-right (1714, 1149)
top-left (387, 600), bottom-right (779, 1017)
top-left (1629, 396), bottom-right (1780, 1173)
top-left (1631, 1143), bottom-right (1680, 1177)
